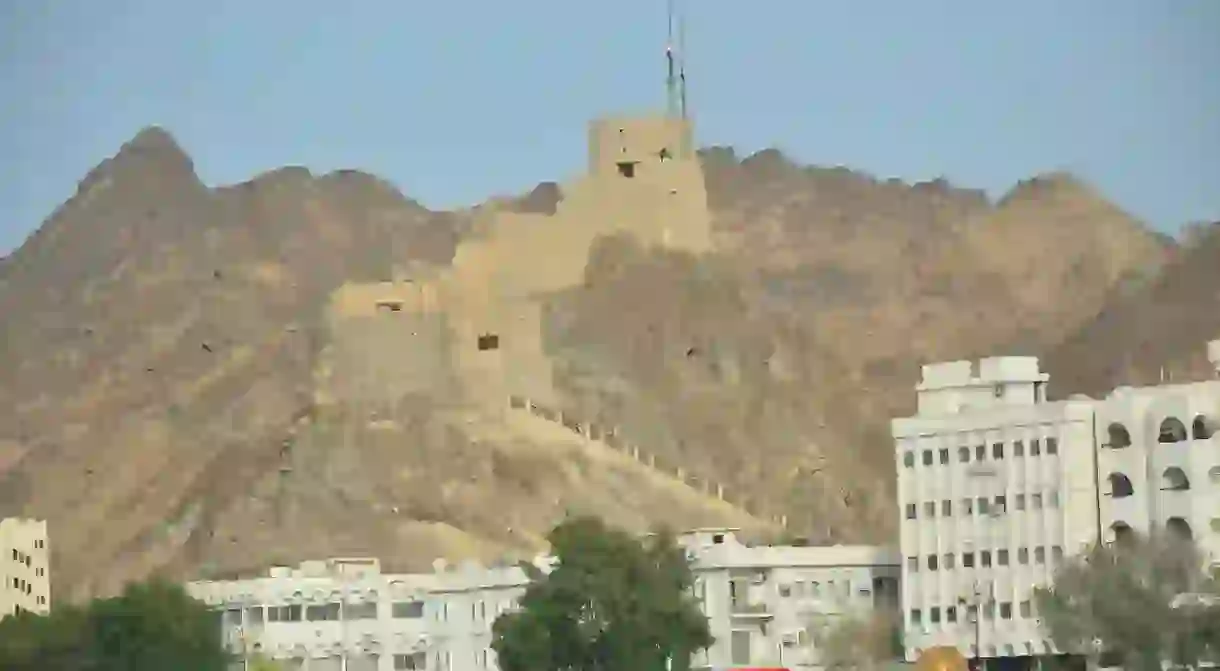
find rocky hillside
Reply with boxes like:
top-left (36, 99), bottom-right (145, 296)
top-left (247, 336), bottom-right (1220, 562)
top-left (0, 127), bottom-right (1186, 601)
top-left (1042, 222), bottom-right (1220, 395)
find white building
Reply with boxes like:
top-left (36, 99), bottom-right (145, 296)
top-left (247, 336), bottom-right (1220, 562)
top-left (892, 339), bottom-right (1220, 664)
top-left (188, 531), bottom-right (899, 671)
top-left (0, 517), bottom-right (51, 620)
top-left (1093, 349), bottom-right (1220, 557)
top-left (683, 529), bottom-right (900, 669)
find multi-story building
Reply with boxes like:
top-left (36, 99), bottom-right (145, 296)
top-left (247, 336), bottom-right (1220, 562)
top-left (188, 531), bottom-right (899, 671)
top-left (187, 556), bottom-right (544, 671)
top-left (893, 339), bottom-right (1220, 665)
top-left (0, 517), bottom-right (51, 620)
top-left (1093, 346), bottom-right (1220, 559)
top-left (682, 529), bottom-right (900, 670)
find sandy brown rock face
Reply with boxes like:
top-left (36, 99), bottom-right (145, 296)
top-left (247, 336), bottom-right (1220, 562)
top-left (0, 128), bottom-right (1192, 601)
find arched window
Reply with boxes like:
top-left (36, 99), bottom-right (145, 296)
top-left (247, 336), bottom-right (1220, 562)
top-left (1161, 467), bottom-right (1190, 491)
top-left (1107, 521), bottom-right (1135, 545)
top-left (1107, 473), bottom-right (1135, 498)
top-left (1158, 417), bottom-right (1188, 444)
top-left (1193, 415), bottom-right (1214, 440)
top-left (1166, 517), bottom-right (1193, 542)
top-left (1106, 423), bottom-right (1132, 448)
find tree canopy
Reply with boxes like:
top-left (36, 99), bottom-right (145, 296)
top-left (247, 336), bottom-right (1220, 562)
top-left (491, 516), bottom-right (713, 671)
top-left (1034, 531), bottom-right (1220, 669)
top-left (0, 577), bottom-right (229, 671)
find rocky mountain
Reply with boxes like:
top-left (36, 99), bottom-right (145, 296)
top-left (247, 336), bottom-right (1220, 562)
top-left (0, 126), bottom-right (1189, 602)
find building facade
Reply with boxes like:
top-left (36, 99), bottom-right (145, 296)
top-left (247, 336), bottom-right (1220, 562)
top-left (0, 517), bottom-right (51, 620)
top-left (893, 340), bottom-right (1220, 664)
top-left (187, 531), bottom-right (899, 671)
top-left (682, 529), bottom-right (900, 669)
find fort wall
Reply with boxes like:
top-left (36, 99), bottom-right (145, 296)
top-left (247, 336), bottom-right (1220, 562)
top-left (321, 114), bottom-right (713, 412)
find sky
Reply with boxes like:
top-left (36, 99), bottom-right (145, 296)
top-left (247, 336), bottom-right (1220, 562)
top-left (1, 0), bottom-right (1218, 255)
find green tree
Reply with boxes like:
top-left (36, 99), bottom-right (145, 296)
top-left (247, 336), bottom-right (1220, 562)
top-left (492, 516), bottom-right (713, 671)
top-left (0, 577), bottom-right (230, 671)
top-left (812, 608), bottom-right (902, 671)
top-left (1034, 531), bottom-right (1220, 669)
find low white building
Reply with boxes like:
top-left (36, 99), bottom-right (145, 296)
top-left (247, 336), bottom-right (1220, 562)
top-left (892, 339), bottom-right (1220, 665)
top-left (188, 531), bottom-right (899, 671)
top-left (682, 529), bottom-right (900, 670)
top-left (0, 517), bottom-right (51, 620)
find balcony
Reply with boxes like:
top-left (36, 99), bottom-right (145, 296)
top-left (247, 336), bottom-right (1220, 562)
top-left (729, 599), bottom-right (772, 619)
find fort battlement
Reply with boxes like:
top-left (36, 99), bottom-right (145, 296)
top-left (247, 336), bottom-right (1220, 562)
top-left (319, 114), bottom-right (713, 413)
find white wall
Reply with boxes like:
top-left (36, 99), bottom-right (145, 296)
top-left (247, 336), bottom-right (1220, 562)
top-left (0, 518), bottom-right (51, 620)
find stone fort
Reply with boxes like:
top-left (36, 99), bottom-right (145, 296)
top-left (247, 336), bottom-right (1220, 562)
top-left (316, 114), bottom-right (714, 413)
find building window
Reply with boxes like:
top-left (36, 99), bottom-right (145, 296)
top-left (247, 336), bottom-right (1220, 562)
top-left (1049, 490), bottom-right (1060, 507)
top-left (962, 498), bottom-right (974, 515)
top-left (1014, 440), bottom-right (1025, 457)
top-left (392, 601), bottom-right (425, 618)
top-left (903, 452), bottom-right (915, 468)
top-left (907, 557), bottom-right (919, 572)
top-left (994, 495), bottom-right (1007, 513)
top-left (997, 549), bottom-right (1010, 566)
top-left (941, 499), bottom-right (952, 516)
top-left (947, 606), bottom-right (958, 622)
top-left (939, 448), bottom-right (950, 465)
top-left (962, 552), bottom-right (975, 568)
top-left (981, 551), bottom-right (992, 568)
top-left (1034, 547), bottom-right (1046, 564)
top-left (910, 608), bottom-right (922, 625)
top-left (345, 602), bottom-right (378, 620)
top-left (1051, 546), bottom-right (1064, 562)
top-left (1000, 602), bottom-right (1013, 620)
top-left (943, 553), bottom-right (956, 570)
top-left (930, 607), bottom-right (942, 623)
top-left (977, 497), bottom-right (989, 515)
top-left (1015, 494), bottom-right (1026, 511)
top-left (922, 450), bottom-right (933, 466)
top-left (905, 503), bottom-right (917, 520)
top-left (306, 603), bottom-right (341, 621)
top-left (993, 442), bottom-right (1004, 459)
top-left (477, 333), bottom-right (500, 351)
top-left (958, 447), bottom-right (971, 463)
top-left (924, 502), bottom-right (937, 517)
top-left (927, 555), bottom-right (939, 571)
top-left (268, 605), bottom-right (302, 622)
top-left (975, 444), bottom-right (986, 461)
top-left (394, 652), bottom-right (427, 670)
top-left (1031, 493), bottom-right (1043, 509)
top-left (1046, 437), bottom-right (1058, 454)
top-left (1018, 547), bottom-right (1029, 564)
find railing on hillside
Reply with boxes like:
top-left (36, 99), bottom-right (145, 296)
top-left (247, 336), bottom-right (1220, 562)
top-left (507, 395), bottom-right (788, 529)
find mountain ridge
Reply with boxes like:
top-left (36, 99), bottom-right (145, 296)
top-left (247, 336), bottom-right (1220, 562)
top-left (1, 123), bottom-right (1197, 601)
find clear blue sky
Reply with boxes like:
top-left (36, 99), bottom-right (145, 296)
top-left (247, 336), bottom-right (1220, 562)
top-left (2, 0), bottom-right (1218, 255)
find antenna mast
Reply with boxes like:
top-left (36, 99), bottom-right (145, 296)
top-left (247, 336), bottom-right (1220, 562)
top-left (666, 0), bottom-right (678, 118)
top-left (678, 0), bottom-right (688, 120)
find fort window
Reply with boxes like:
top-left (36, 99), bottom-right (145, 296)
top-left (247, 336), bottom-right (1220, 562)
top-left (376, 301), bottom-right (403, 314)
top-left (477, 333), bottom-right (500, 351)
top-left (616, 161), bottom-right (637, 178)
